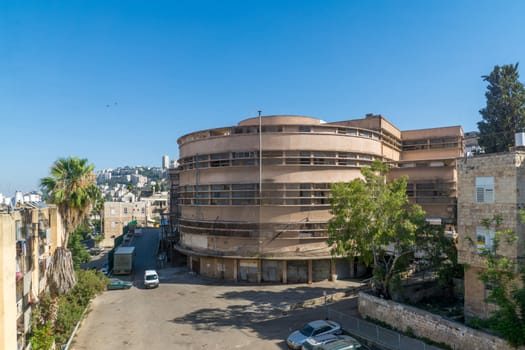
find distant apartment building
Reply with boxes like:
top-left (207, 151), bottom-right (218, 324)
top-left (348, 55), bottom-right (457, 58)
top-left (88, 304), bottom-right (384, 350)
top-left (131, 174), bottom-right (147, 188)
top-left (457, 149), bottom-right (525, 319)
top-left (169, 114), bottom-right (463, 283)
top-left (162, 155), bottom-right (169, 169)
top-left (0, 204), bottom-right (64, 350)
top-left (103, 192), bottom-right (169, 244)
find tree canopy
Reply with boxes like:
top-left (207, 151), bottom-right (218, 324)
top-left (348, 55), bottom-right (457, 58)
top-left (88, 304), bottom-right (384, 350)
top-left (328, 161), bottom-right (436, 299)
top-left (40, 157), bottom-right (100, 296)
top-left (478, 63), bottom-right (525, 153)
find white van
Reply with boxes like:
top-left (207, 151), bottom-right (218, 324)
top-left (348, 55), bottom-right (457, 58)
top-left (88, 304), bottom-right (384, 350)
top-left (143, 269), bottom-right (159, 288)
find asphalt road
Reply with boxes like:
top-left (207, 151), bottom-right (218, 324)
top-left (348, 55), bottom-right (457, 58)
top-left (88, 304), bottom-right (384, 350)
top-left (72, 228), bottom-right (365, 350)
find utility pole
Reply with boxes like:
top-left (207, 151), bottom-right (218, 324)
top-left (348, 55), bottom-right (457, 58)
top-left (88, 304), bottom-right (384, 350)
top-left (258, 110), bottom-right (262, 197)
top-left (258, 110), bottom-right (263, 283)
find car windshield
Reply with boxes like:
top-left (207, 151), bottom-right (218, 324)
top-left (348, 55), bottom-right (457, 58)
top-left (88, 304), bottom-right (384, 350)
top-left (146, 275), bottom-right (157, 280)
top-left (300, 324), bottom-right (315, 337)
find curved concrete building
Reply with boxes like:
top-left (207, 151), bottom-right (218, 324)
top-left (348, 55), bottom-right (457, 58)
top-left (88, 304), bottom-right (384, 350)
top-left (168, 114), bottom-right (463, 283)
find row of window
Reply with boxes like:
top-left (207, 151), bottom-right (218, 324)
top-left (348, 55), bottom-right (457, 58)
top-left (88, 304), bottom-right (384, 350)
top-left (109, 207), bottom-right (145, 215)
top-left (178, 219), bottom-right (329, 239)
top-left (179, 124), bottom-right (391, 147)
top-left (175, 180), bottom-right (461, 206)
top-left (179, 151), bottom-right (378, 170)
top-left (402, 137), bottom-right (462, 151)
top-left (177, 183), bottom-right (331, 206)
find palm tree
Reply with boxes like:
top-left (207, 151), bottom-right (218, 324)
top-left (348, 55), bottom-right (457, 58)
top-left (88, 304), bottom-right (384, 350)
top-left (40, 157), bottom-right (100, 296)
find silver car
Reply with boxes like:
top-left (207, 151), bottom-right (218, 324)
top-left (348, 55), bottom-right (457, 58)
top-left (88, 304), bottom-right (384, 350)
top-left (302, 334), bottom-right (355, 350)
top-left (287, 320), bottom-right (341, 349)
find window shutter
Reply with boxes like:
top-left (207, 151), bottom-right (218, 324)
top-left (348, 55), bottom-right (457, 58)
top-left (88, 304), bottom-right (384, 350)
top-left (476, 187), bottom-right (484, 202)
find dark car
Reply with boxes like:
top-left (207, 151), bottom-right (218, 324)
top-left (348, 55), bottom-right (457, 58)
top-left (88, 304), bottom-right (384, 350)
top-left (89, 246), bottom-right (104, 255)
top-left (107, 278), bottom-right (132, 290)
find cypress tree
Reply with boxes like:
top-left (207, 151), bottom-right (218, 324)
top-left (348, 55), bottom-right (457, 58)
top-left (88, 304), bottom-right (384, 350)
top-left (478, 63), bottom-right (525, 153)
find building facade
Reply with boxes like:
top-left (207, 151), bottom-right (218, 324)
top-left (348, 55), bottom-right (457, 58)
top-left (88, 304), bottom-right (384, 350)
top-left (457, 151), bottom-right (525, 319)
top-left (169, 114), bottom-right (463, 283)
top-left (103, 193), bottom-right (169, 244)
top-left (0, 205), bottom-right (63, 350)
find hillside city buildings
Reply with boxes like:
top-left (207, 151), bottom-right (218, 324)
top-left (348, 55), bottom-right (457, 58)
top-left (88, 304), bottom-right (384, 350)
top-left (168, 114), bottom-right (463, 283)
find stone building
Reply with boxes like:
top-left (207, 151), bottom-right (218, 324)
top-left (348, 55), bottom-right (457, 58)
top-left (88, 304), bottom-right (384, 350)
top-left (0, 204), bottom-right (64, 350)
top-left (169, 114), bottom-right (463, 283)
top-left (103, 192), bottom-right (169, 244)
top-left (457, 150), bottom-right (525, 319)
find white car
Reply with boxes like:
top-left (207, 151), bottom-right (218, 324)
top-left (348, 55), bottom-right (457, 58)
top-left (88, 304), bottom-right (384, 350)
top-left (143, 269), bottom-right (159, 288)
top-left (287, 320), bottom-right (341, 349)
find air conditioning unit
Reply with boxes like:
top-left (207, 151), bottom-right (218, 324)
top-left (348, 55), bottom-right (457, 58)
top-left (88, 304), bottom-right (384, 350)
top-left (515, 132), bottom-right (525, 147)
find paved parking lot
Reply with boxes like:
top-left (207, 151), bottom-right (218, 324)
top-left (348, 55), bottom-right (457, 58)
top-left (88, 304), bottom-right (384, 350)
top-left (72, 267), bottom-right (364, 350)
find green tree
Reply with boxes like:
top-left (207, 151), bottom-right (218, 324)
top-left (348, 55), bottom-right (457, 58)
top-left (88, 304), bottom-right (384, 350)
top-left (328, 161), bottom-right (431, 299)
top-left (40, 157), bottom-right (100, 296)
top-left (478, 63), bottom-right (525, 153)
top-left (472, 214), bottom-right (525, 348)
top-left (68, 228), bottom-right (91, 270)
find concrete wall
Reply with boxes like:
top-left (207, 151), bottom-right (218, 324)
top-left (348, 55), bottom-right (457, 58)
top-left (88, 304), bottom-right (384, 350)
top-left (0, 212), bottom-right (18, 350)
top-left (358, 292), bottom-right (523, 350)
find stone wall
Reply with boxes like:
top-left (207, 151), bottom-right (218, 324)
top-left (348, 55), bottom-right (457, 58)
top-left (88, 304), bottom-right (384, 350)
top-left (358, 292), bottom-right (524, 350)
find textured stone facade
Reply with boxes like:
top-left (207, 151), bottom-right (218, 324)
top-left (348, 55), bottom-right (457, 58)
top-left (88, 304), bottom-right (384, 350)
top-left (457, 151), bottom-right (525, 319)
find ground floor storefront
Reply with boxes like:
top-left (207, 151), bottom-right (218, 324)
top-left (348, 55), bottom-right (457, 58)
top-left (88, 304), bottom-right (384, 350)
top-left (177, 248), bottom-right (368, 283)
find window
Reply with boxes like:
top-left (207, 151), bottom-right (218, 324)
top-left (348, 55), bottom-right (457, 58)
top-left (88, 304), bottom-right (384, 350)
top-left (299, 125), bottom-right (312, 132)
top-left (476, 226), bottom-right (495, 252)
top-left (476, 177), bottom-right (494, 203)
top-left (123, 208), bottom-right (128, 214)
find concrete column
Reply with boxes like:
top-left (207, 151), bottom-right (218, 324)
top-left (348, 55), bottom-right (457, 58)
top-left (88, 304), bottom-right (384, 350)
top-left (233, 258), bottom-right (238, 282)
top-left (349, 258), bottom-right (356, 278)
top-left (307, 260), bottom-right (313, 284)
top-left (257, 259), bottom-right (262, 283)
top-left (282, 260), bottom-right (287, 283)
top-left (330, 259), bottom-right (337, 281)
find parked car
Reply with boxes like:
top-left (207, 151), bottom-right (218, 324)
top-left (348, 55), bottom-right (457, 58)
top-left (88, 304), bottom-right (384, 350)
top-left (302, 334), bottom-right (355, 350)
top-left (318, 337), bottom-right (367, 350)
top-left (99, 263), bottom-right (109, 276)
top-left (287, 320), bottom-right (341, 349)
top-left (107, 278), bottom-right (132, 290)
top-left (143, 269), bottom-right (159, 288)
top-left (89, 246), bottom-right (104, 255)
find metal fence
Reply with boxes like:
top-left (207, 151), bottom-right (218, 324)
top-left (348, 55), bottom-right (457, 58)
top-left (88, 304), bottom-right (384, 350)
top-left (327, 308), bottom-right (444, 350)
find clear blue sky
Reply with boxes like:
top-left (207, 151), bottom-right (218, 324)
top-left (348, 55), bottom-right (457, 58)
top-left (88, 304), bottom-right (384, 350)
top-left (2, 0), bottom-right (524, 194)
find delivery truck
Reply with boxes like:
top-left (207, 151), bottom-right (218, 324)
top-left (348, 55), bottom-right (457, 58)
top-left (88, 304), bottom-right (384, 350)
top-left (113, 246), bottom-right (135, 275)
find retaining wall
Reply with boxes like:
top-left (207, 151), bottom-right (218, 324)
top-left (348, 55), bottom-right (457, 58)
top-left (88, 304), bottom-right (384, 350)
top-left (358, 292), bottom-right (523, 350)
